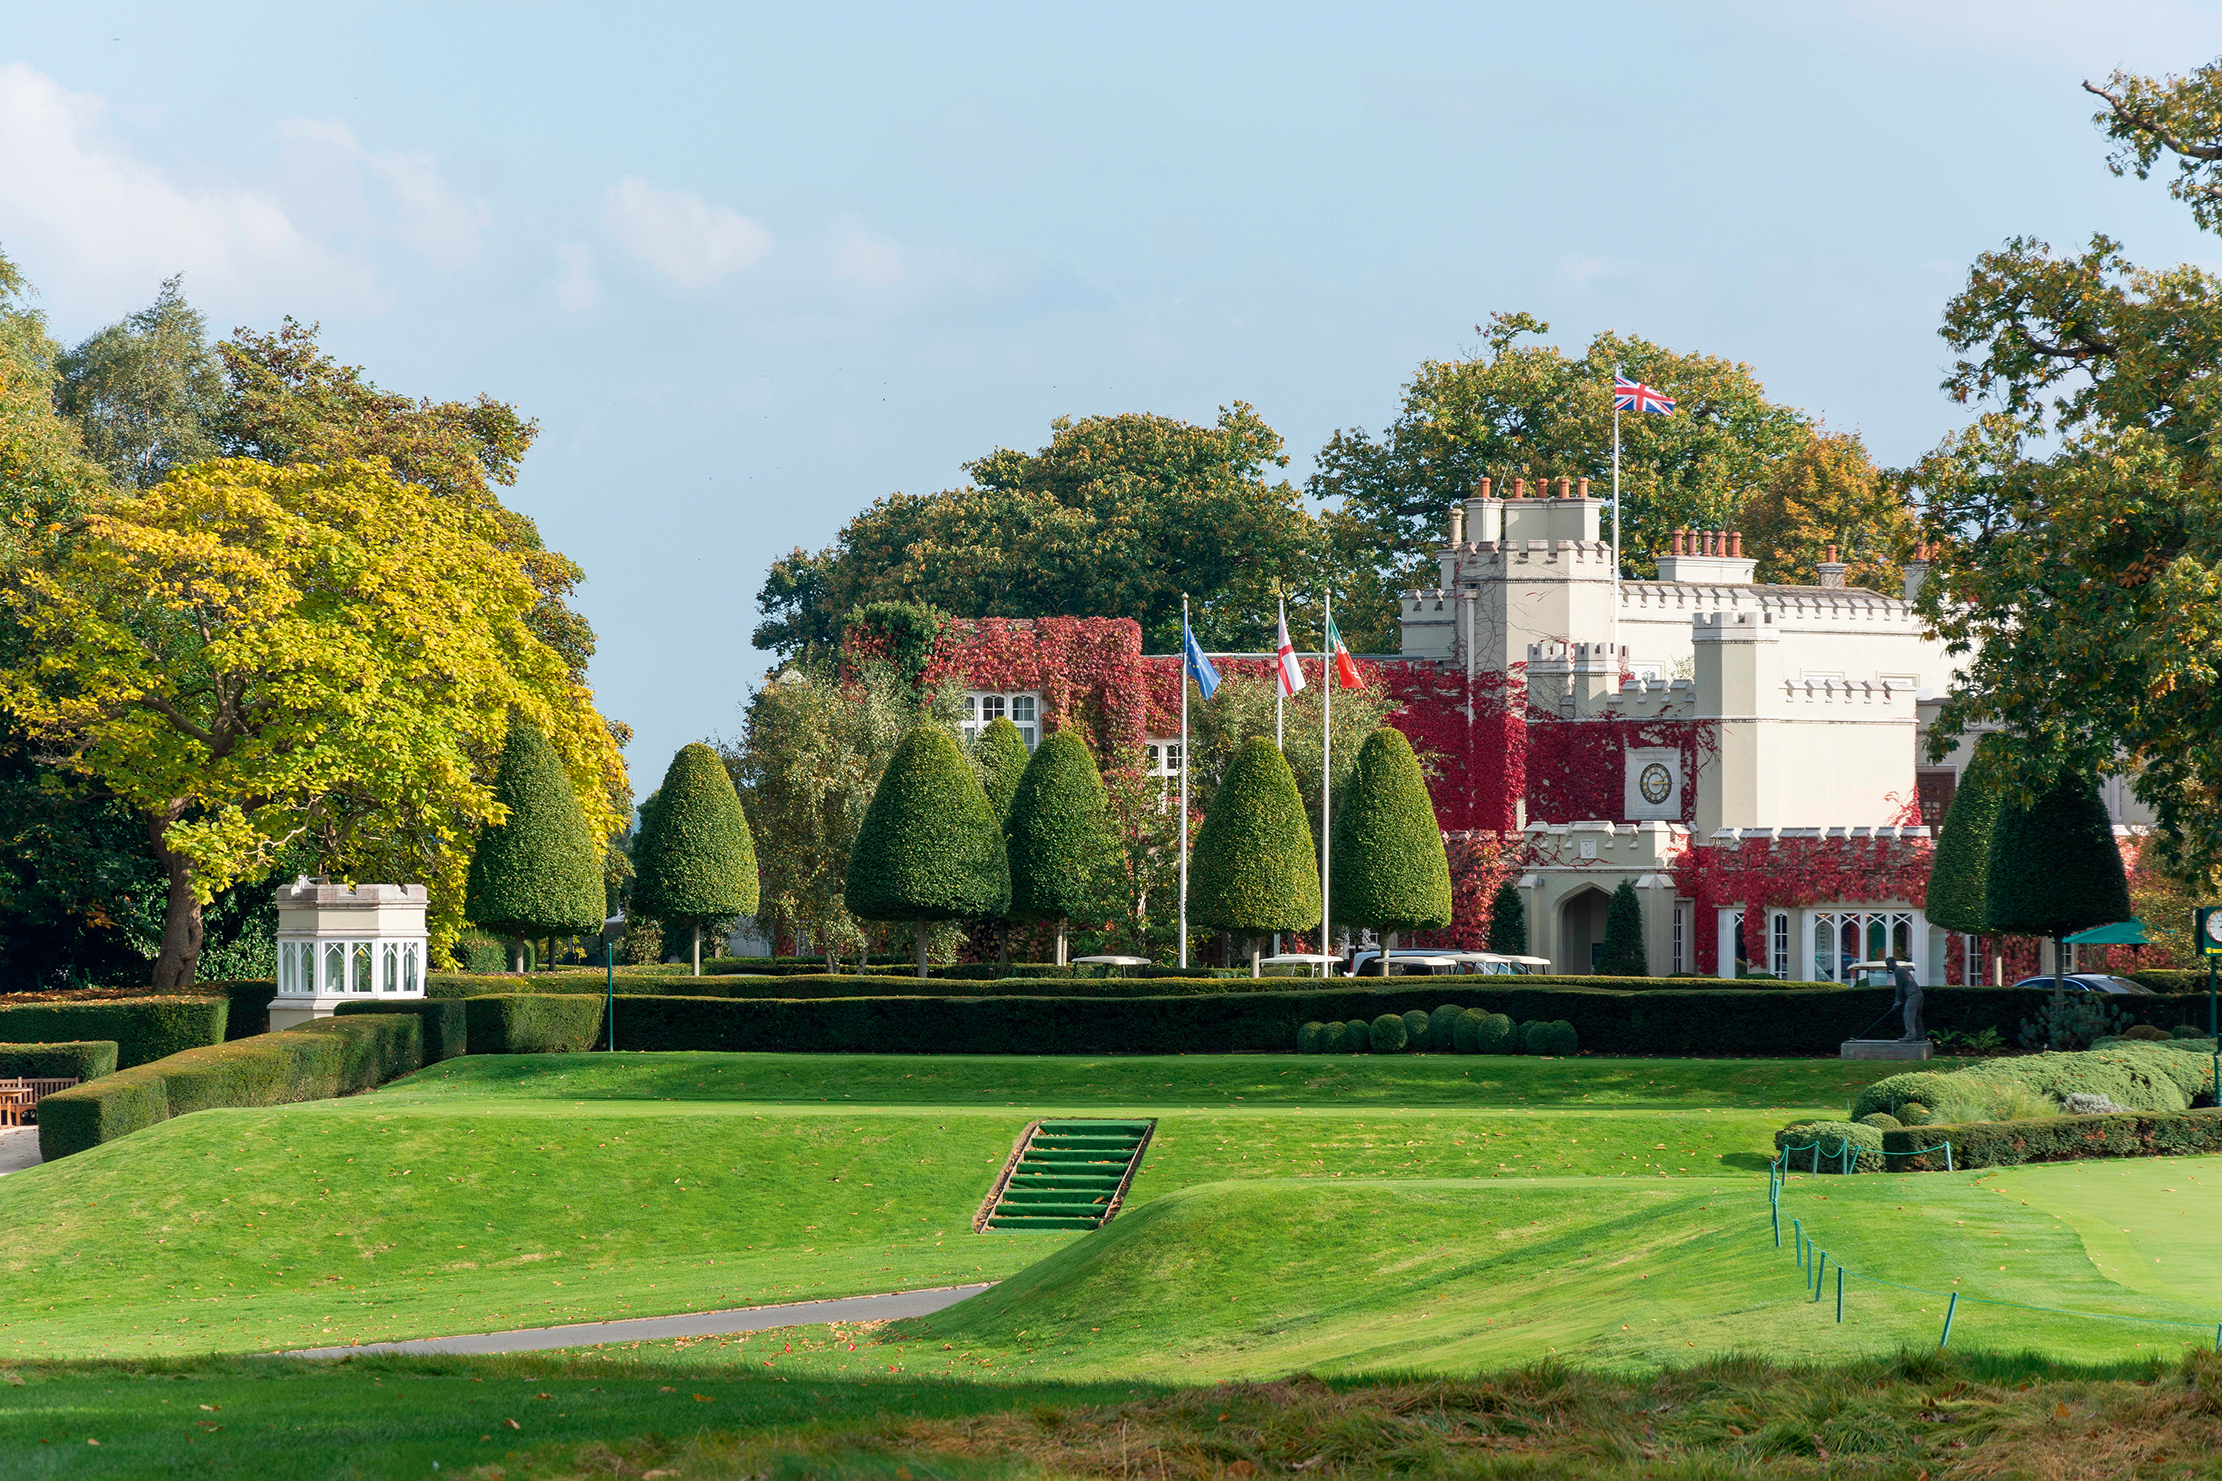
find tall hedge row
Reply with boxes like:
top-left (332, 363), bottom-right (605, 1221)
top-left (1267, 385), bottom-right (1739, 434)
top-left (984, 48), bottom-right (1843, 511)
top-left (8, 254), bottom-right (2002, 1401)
top-left (1884, 1107), bottom-right (2222, 1171)
top-left (0, 997), bottom-right (227, 1067)
top-left (565, 982), bottom-right (2183, 1057)
top-left (0, 1041), bottom-right (117, 1080)
top-left (463, 994), bottom-right (605, 1054)
top-left (334, 999), bottom-right (470, 1062)
top-left (36, 1015), bottom-right (424, 1160)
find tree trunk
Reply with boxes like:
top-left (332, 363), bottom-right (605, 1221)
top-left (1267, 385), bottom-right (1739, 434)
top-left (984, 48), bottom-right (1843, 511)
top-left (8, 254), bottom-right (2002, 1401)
top-left (1055, 920), bottom-right (1068, 967)
top-left (513, 938), bottom-right (526, 974)
top-left (916, 916), bottom-right (929, 979)
top-left (692, 925), bottom-right (702, 978)
top-left (147, 811), bottom-right (203, 991)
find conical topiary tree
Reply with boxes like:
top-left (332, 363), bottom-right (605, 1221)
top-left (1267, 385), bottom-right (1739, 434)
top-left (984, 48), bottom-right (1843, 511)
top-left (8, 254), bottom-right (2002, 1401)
top-left (1190, 737), bottom-right (1321, 951)
top-left (1007, 729), bottom-right (1118, 966)
top-left (1330, 727), bottom-right (1451, 972)
top-left (1598, 879), bottom-right (1648, 977)
top-left (1486, 879), bottom-right (1527, 955)
top-left (1925, 734), bottom-right (2008, 935)
top-left (846, 725), bottom-right (1011, 976)
top-left (466, 722), bottom-right (608, 973)
top-left (973, 716), bottom-right (1030, 824)
top-left (632, 743), bottom-right (760, 975)
top-left (1986, 770), bottom-right (2132, 1041)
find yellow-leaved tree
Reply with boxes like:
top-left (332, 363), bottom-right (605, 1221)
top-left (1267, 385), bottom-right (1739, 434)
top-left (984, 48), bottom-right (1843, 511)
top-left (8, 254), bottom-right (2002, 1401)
top-left (0, 456), bottom-right (625, 985)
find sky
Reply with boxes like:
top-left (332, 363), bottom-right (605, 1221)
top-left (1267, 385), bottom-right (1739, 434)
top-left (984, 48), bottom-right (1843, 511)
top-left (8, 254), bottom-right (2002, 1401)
top-left (5, 1), bottom-right (2221, 788)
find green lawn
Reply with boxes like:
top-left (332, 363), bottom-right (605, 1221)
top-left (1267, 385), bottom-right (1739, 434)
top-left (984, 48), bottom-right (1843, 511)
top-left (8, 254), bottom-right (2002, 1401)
top-left (3, 1050), bottom-right (2219, 1477)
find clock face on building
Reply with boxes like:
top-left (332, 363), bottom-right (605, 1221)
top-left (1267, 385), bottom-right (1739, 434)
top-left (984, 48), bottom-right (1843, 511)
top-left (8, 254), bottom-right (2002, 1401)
top-left (1638, 762), bottom-right (1674, 805)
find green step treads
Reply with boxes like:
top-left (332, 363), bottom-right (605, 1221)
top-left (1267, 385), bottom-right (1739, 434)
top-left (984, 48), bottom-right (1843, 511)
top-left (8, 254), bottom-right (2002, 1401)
top-left (975, 1117), bottom-right (1156, 1233)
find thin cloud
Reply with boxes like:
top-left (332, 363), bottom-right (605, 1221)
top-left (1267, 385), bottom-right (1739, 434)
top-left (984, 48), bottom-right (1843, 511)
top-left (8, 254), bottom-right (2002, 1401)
top-left (604, 177), bottom-right (772, 288)
top-left (276, 117), bottom-right (488, 267)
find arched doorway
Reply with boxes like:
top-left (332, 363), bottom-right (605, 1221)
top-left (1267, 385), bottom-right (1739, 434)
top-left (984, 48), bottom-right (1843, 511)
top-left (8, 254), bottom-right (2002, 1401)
top-left (1558, 887), bottom-right (1612, 975)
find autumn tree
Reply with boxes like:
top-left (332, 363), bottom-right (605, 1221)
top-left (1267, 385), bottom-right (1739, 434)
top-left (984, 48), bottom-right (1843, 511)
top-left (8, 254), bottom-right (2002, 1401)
top-left (1915, 58), bottom-right (2222, 886)
top-left (212, 318), bottom-right (600, 687)
top-left (754, 405), bottom-right (1319, 658)
top-left (1309, 313), bottom-right (1814, 647)
top-left (0, 457), bottom-right (625, 985)
top-left (1741, 430), bottom-right (1913, 589)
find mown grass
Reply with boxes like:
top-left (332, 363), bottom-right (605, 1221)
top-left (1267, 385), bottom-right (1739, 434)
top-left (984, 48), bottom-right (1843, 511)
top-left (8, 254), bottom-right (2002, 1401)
top-left (380, 1050), bottom-right (1936, 1111)
top-left (0, 1053), bottom-right (1875, 1358)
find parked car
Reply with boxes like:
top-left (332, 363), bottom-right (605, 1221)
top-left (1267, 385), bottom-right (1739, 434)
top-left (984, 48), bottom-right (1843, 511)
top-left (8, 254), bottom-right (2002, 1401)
top-left (2008, 973), bottom-right (2155, 996)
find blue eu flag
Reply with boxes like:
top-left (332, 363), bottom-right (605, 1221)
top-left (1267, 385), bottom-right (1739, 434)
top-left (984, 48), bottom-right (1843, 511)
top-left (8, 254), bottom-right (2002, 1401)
top-left (1182, 618), bottom-right (1221, 700)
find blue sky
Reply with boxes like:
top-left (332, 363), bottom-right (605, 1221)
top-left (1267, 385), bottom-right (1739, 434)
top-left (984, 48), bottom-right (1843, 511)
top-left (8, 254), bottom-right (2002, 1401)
top-left (4, 2), bottom-right (2220, 787)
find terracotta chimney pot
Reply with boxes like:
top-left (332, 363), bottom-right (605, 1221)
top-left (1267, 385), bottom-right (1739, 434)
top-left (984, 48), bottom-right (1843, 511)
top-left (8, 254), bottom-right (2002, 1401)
top-left (1826, 543), bottom-right (1839, 563)
top-left (1512, 478), bottom-right (1527, 499)
top-left (1578, 476), bottom-right (1591, 499)
top-left (1478, 476), bottom-right (1493, 499)
top-left (1556, 475), bottom-right (1572, 499)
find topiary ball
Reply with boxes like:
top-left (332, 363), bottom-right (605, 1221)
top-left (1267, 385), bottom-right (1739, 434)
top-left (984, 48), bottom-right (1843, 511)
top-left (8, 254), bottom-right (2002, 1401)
top-left (1428, 1004), bottom-right (1463, 1051)
top-left (1452, 1008), bottom-right (1484, 1053)
top-left (2123, 1024), bottom-right (2169, 1042)
top-left (1320, 1021), bottom-right (1347, 1054)
top-left (1858, 1112), bottom-right (1902, 1130)
top-left (1513, 1020), bottom-right (1543, 1054)
top-left (1529, 1020), bottom-right (1578, 1056)
top-left (2174, 1023), bottom-right (2205, 1040)
top-left (1297, 1021), bottom-right (1325, 1054)
top-left (1370, 1013), bottom-right (1409, 1053)
top-left (1898, 1101), bottom-right (1933, 1125)
top-left (1473, 1012), bottom-right (1516, 1055)
top-left (1401, 1009), bottom-right (1431, 1050)
top-left (1343, 1021), bottom-right (1369, 1054)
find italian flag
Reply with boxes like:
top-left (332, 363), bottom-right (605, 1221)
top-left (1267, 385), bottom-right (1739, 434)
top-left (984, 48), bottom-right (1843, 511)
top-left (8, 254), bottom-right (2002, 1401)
top-left (1325, 613), bottom-right (1363, 689)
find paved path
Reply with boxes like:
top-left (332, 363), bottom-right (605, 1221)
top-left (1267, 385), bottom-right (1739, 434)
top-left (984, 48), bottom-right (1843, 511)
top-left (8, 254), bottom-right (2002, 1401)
top-left (284, 1283), bottom-right (996, 1358)
top-left (0, 1127), bottom-right (39, 1176)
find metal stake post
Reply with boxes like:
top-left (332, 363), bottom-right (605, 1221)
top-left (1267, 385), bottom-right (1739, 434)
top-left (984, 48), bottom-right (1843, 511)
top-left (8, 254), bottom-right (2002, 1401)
top-left (605, 940), bottom-right (616, 1052)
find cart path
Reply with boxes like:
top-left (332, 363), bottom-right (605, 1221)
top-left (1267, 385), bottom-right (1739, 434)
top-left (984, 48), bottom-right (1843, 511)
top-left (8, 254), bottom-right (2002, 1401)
top-left (0, 1126), bottom-right (39, 1176)
top-left (283, 1282), bottom-right (996, 1358)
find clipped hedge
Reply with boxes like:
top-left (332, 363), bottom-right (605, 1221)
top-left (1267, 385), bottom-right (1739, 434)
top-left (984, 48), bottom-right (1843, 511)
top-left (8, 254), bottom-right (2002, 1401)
top-left (1883, 1107), bottom-right (2222, 1171)
top-left (334, 999), bottom-right (470, 1062)
top-left (463, 994), bottom-right (604, 1054)
top-left (1853, 1042), bottom-right (2218, 1123)
top-left (0, 997), bottom-right (227, 1067)
top-left (1775, 1120), bottom-right (1884, 1173)
top-left (0, 1041), bottom-right (117, 1081)
top-left (197, 980), bottom-right (279, 1039)
top-left (36, 1015), bottom-right (423, 1160)
top-left (1368, 1013), bottom-right (1408, 1053)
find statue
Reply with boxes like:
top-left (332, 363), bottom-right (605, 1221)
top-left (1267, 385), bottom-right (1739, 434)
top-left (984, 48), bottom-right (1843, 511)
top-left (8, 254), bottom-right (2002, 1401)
top-left (1886, 953), bottom-right (1925, 1043)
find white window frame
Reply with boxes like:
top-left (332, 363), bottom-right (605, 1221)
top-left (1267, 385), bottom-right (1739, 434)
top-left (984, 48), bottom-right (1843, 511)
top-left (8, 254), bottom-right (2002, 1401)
top-left (963, 690), bottom-right (1042, 750)
top-left (1671, 899), bottom-right (1688, 974)
top-left (1801, 907), bottom-right (1923, 984)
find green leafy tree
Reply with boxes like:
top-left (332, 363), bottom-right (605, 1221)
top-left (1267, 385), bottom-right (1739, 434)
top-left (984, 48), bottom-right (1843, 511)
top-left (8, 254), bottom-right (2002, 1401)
top-left (1183, 668), bottom-right (1394, 852)
top-left (1309, 313), bottom-right (1814, 647)
top-left (1924, 735), bottom-right (2010, 935)
top-left (1985, 774), bottom-right (2132, 940)
top-left (1740, 430), bottom-right (1913, 590)
top-left (632, 743), bottom-right (760, 975)
top-left (1598, 879), bottom-right (1648, 977)
top-left (466, 722), bottom-right (608, 971)
top-left (973, 716), bottom-right (1030, 824)
top-left (1006, 729), bottom-right (1119, 964)
top-left (1916, 60), bottom-right (2222, 888)
top-left (1485, 879), bottom-right (1527, 955)
top-left (55, 275), bottom-right (223, 489)
top-left (755, 406), bottom-right (1319, 658)
top-left (1189, 737), bottom-right (1320, 947)
top-left (725, 663), bottom-right (961, 967)
top-left (845, 725), bottom-right (1010, 975)
top-left (1330, 728), bottom-right (1451, 968)
top-left (0, 457), bottom-right (624, 984)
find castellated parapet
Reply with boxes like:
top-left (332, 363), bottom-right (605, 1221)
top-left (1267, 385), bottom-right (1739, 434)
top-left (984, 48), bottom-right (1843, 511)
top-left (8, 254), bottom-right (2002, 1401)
top-left (1601, 676), bottom-right (1697, 721)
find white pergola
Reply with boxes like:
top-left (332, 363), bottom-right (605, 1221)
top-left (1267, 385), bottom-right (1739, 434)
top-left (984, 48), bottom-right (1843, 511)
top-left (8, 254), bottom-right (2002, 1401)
top-left (269, 879), bottom-right (430, 1031)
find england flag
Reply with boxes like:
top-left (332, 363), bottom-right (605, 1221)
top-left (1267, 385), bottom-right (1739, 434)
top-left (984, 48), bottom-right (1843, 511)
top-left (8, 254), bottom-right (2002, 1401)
top-left (1275, 602), bottom-right (1307, 698)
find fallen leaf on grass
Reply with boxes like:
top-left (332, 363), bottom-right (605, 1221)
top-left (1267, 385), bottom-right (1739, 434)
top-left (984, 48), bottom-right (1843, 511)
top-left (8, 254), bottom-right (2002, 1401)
top-left (503, 1418), bottom-right (521, 1430)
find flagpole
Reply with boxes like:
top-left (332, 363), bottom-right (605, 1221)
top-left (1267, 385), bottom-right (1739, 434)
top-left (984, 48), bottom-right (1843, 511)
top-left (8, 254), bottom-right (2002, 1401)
top-left (1611, 377), bottom-right (1622, 667)
top-left (1320, 590), bottom-right (1333, 979)
top-left (1179, 594), bottom-right (1190, 972)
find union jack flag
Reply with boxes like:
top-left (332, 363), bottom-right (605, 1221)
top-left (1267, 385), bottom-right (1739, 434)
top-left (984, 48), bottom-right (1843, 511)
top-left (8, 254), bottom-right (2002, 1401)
top-left (1613, 374), bottom-right (1675, 415)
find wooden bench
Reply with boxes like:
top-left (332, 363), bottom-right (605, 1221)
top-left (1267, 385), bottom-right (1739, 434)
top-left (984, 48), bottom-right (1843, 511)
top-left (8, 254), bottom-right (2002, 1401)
top-left (0, 1078), bottom-right (80, 1127)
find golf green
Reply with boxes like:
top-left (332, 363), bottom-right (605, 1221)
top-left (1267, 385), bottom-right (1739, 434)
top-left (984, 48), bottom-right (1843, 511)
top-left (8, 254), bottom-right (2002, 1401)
top-left (1985, 1159), bottom-right (2222, 1304)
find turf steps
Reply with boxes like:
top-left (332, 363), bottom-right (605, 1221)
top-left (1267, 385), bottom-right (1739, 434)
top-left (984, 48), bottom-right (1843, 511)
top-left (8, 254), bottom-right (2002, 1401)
top-left (979, 1119), bottom-right (1154, 1232)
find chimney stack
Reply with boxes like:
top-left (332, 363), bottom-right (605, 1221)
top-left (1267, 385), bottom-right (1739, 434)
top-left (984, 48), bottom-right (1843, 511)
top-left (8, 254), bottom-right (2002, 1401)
top-left (1817, 542), bottom-right (1848, 589)
top-left (1904, 540), bottom-right (1933, 602)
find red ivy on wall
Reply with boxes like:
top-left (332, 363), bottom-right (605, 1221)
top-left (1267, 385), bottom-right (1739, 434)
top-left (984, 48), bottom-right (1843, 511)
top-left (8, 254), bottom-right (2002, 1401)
top-left (928, 617), bottom-right (1150, 762)
top-left (1670, 833), bottom-right (1934, 975)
